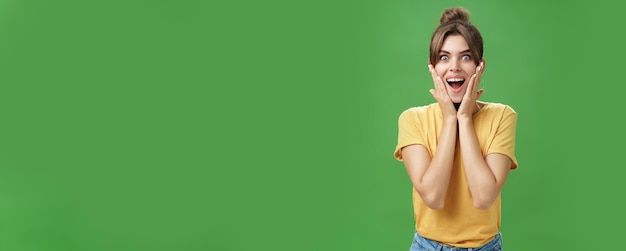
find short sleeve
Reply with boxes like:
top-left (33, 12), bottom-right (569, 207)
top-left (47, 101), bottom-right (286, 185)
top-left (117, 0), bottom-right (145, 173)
top-left (487, 106), bottom-right (518, 169)
top-left (394, 108), bottom-right (426, 161)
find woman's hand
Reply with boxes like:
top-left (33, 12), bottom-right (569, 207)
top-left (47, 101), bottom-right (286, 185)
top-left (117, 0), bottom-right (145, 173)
top-left (457, 61), bottom-right (485, 120)
top-left (428, 64), bottom-right (457, 121)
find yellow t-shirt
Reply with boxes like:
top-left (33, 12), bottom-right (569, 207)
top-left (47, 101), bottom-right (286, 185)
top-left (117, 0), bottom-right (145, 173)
top-left (394, 102), bottom-right (518, 247)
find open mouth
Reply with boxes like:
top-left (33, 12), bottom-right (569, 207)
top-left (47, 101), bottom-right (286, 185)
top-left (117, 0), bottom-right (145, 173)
top-left (446, 78), bottom-right (465, 90)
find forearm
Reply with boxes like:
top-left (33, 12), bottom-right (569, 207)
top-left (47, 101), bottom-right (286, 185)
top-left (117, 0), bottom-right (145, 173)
top-left (418, 118), bottom-right (457, 208)
top-left (457, 118), bottom-right (499, 209)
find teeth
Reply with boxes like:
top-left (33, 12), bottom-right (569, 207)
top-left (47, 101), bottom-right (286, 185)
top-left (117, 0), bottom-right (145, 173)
top-left (447, 78), bottom-right (465, 82)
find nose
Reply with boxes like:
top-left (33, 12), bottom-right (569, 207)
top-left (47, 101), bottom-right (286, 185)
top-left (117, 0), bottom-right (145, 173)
top-left (449, 60), bottom-right (461, 72)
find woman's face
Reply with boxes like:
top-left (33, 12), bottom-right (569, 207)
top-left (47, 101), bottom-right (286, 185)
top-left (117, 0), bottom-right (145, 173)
top-left (434, 34), bottom-right (478, 103)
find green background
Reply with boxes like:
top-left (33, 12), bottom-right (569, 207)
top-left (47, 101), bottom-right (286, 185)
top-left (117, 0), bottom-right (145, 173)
top-left (0, 0), bottom-right (623, 250)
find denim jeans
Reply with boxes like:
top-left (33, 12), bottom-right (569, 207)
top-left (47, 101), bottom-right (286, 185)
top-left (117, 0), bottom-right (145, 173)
top-left (409, 231), bottom-right (502, 251)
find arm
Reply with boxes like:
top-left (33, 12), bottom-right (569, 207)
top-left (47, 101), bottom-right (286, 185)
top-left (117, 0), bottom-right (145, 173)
top-left (456, 61), bottom-right (513, 209)
top-left (457, 118), bottom-right (512, 209)
top-left (402, 117), bottom-right (457, 210)
top-left (400, 64), bottom-right (460, 210)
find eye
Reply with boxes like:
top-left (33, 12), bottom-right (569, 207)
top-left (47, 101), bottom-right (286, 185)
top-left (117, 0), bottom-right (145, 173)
top-left (439, 55), bottom-right (449, 61)
top-left (462, 55), bottom-right (471, 61)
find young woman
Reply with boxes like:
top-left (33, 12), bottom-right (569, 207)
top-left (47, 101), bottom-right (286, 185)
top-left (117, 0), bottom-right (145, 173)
top-left (394, 7), bottom-right (518, 251)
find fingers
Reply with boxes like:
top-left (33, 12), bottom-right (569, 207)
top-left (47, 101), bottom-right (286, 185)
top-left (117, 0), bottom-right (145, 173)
top-left (473, 61), bottom-right (483, 75)
top-left (429, 89), bottom-right (436, 98)
top-left (428, 65), bottom-right (456, 117)
top-left (477, 89), bottom-right (485, 99)
top-left (466, 62), bottom-right (484, 96)
top-left (428, 64), bottom-right (445, 95)
top-left (428, 64), bottom-right (442, 83)
top-left (428, 64), bottom-right (439, 87)
top-left (475, 62), bottom-right (485, 95)
top-left (475, 62), bottom-right (484, 88)
top-left (468, 73), bottom-right (477, 93)
top-left (463, 73), bottom-right (478, 102)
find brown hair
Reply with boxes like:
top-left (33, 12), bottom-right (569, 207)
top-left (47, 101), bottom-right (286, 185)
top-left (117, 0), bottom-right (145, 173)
top-left (429, 7), bottom-right (483, 66)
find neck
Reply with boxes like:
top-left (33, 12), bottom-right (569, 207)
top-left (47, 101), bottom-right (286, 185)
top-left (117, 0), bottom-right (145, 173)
top-left (453, 101), bottom-right (484, 114)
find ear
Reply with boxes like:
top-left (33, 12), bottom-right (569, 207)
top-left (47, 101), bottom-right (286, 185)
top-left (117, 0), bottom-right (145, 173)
top-left (480, 58), bottom-right (486, 71)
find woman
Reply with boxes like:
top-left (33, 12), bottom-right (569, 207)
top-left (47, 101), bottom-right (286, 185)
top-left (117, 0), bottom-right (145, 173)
top-left (394, 7), bottom-right (518, 251)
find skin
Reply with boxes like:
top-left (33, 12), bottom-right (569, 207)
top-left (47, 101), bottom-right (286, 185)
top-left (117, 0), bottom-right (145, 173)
top-left (402, 34), bottom-right (513, 210)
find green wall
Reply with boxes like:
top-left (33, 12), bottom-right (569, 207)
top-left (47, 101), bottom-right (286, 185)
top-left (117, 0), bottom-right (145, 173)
top-left (0, 0), bottom-right (623, 250)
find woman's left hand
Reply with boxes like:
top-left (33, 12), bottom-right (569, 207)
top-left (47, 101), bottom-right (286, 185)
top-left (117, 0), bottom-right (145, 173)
top-left (457, 61), bottom-right (485, 120)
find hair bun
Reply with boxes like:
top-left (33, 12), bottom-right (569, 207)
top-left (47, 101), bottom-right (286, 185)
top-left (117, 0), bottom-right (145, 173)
top-left (440, 7), bottom-right (470, 24)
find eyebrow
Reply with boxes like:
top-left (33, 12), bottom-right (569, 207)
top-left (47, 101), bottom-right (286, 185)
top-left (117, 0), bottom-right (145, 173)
top-left (439, 49), bottom-right (471, 54)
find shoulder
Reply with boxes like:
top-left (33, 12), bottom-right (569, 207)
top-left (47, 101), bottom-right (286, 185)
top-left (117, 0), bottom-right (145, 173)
top-left (399, 103), bottom-right (439, 119)
top-left (481, 102), bottom-right (517, 117)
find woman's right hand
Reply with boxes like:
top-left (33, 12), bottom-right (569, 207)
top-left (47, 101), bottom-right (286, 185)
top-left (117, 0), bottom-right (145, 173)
top-left (428, 64), bottom-right (457, 120)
